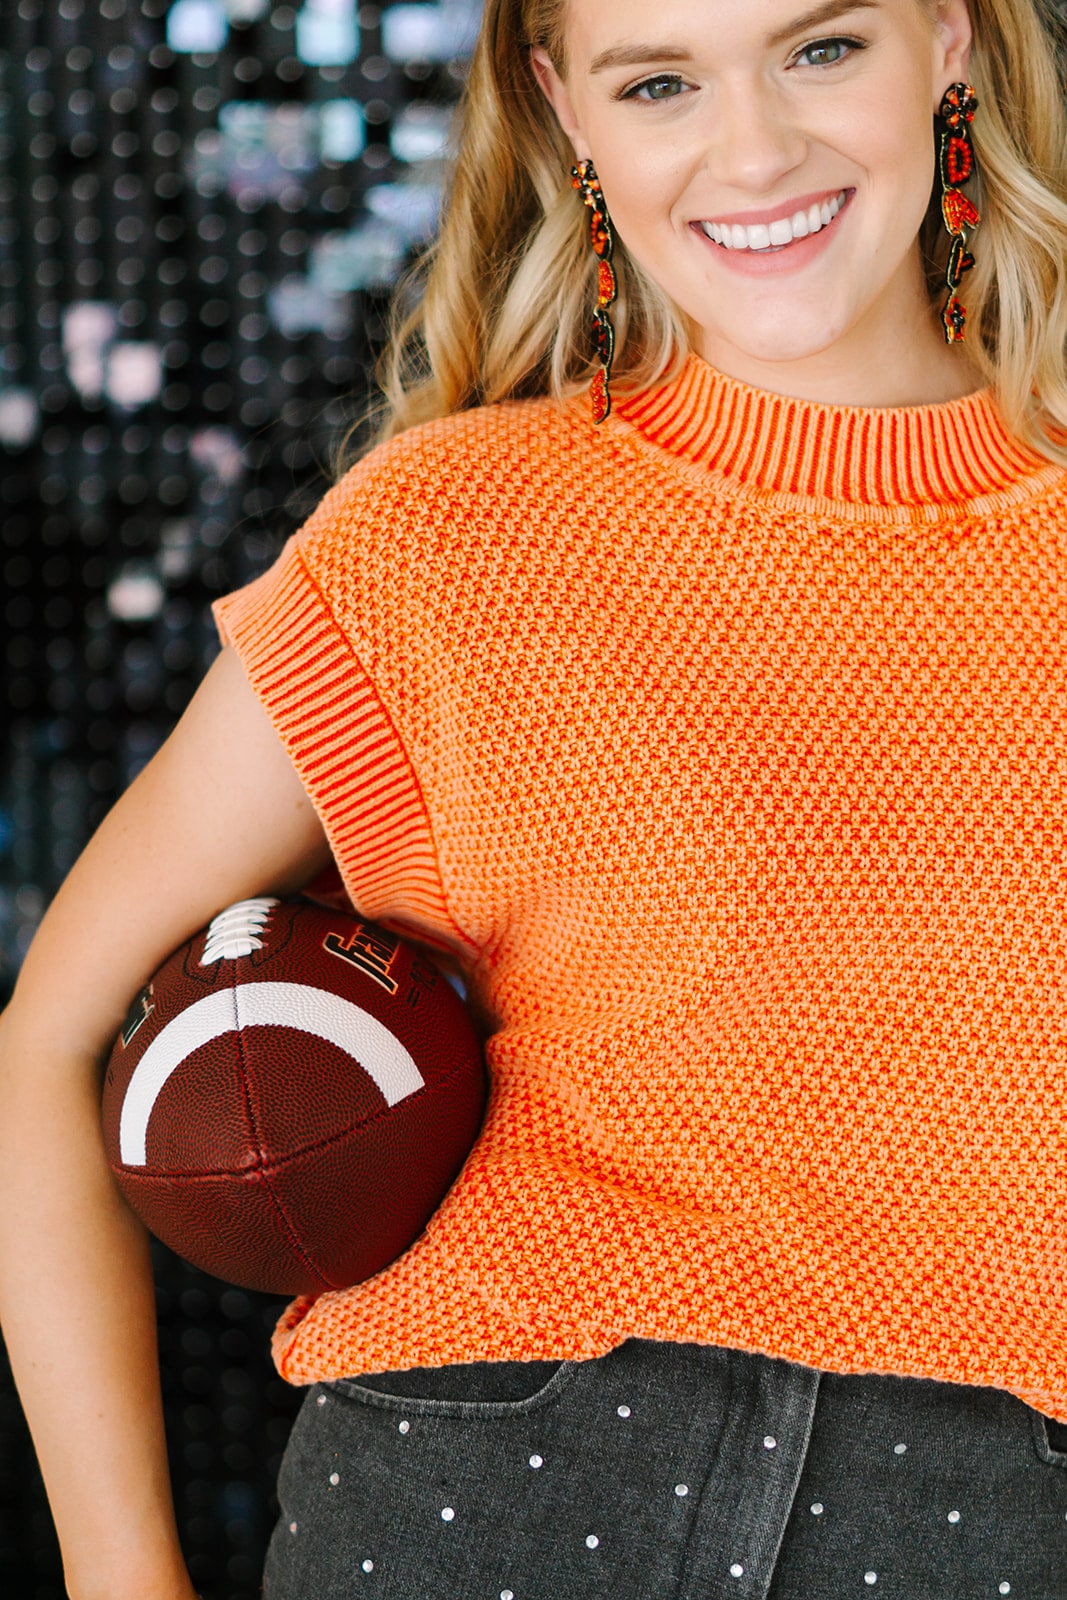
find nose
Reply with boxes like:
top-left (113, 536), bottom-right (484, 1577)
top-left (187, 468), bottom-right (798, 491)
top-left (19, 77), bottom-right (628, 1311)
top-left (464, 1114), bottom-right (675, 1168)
top-left (700, 76), bottom-right (808, 196)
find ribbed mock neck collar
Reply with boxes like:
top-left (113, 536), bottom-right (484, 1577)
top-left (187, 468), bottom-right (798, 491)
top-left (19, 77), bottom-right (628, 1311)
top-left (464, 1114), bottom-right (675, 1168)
top-left (611, 351), bottom-right (1054, 510)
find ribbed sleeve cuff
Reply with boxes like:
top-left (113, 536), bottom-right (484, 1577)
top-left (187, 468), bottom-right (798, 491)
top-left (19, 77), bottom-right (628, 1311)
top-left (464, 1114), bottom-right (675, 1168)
top-left (212, 540), bottom-right (467, 951)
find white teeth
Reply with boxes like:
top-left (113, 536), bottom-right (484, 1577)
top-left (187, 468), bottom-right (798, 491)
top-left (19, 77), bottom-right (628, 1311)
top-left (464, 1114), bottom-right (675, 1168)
top-left (700, 190), bottom-right (848, 252)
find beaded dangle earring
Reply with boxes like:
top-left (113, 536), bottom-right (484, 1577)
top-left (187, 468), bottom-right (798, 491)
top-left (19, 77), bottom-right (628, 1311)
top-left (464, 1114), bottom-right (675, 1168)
top-left (571, 158), bottom-right (618, 424)
top-left (937, 82), bottom-right (981, 344)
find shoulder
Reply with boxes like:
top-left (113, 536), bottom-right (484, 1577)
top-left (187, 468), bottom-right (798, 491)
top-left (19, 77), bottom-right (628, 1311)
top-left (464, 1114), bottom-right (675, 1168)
top-left (335, 393), bottom-right (587, 510)
top-left (289, 394), bottom-right (593, 610)
top-left (293, 393), bottom-right (596, 583)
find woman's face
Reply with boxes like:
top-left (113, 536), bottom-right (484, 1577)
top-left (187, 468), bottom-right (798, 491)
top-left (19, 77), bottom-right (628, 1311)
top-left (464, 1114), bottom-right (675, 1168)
top-left (533, 0), bottom-right (977, 405)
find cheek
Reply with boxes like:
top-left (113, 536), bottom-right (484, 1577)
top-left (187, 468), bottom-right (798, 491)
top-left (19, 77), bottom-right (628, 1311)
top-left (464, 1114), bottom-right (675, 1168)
top-left (600, 157), bottom-right (687, 228)
top-left (841, 74), bottom-right (939, 207)
top-left (874, 125), bottom-right (935, 187)
top-left (597, 154), bottom-right (708, 279)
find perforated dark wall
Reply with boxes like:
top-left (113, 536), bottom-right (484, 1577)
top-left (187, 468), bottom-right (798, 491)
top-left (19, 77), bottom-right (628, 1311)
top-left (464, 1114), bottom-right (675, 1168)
top-left (0, 3), bottom-right (476, 1592)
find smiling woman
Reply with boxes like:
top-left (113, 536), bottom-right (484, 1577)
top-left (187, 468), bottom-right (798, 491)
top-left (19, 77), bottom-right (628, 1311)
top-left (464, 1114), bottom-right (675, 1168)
top-left (532, 0), bottom-right (980, 404)
top-left (375, 0), bottom-right (1067, 460)
top-left (4, 2), bottom-right (1067, 1599)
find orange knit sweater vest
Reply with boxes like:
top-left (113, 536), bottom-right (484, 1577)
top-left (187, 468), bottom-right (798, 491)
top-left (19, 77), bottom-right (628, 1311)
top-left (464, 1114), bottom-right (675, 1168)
top-left (214, 354), bottom-right (1067, 1421)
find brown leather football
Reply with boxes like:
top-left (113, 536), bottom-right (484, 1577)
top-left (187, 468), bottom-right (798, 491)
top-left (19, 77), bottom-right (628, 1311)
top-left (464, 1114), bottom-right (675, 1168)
top-left (100, 897), bottom-right (486, 1295)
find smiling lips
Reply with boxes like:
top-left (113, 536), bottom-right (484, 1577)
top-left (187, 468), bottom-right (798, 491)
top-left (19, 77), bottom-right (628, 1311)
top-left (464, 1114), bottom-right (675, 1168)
top-left (700, 190), bottom-right (849, 253)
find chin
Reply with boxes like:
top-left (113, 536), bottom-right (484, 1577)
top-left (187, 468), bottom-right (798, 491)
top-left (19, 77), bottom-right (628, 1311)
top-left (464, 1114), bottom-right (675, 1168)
top-left (706, 315), bottom-right (856, 374)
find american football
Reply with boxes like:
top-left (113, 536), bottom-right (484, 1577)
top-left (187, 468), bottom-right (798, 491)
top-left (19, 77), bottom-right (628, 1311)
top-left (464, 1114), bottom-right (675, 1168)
top-left (100, 896), bottom-right (486, 1295)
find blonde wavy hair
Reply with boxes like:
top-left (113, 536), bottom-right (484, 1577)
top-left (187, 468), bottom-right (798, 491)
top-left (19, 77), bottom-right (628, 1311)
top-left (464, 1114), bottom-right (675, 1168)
top-left (365, 0), bottom-right (1067, 464)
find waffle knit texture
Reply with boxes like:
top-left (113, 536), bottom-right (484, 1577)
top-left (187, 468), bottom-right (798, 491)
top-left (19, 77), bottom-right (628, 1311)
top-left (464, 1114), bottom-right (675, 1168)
top-left (214, 353), bottom-right (1067, 1421)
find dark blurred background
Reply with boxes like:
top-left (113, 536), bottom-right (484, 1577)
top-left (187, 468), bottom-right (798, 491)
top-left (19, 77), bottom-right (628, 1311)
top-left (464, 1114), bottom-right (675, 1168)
top-left (0, 1), bottom-right (477, 1592)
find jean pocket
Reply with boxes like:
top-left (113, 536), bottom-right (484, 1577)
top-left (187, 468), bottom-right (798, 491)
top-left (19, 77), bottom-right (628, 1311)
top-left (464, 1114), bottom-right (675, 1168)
top-left (1031, 1408), bottom-right (1067, 1466)
top-left (327, 1357), bottom-right (577, 1417)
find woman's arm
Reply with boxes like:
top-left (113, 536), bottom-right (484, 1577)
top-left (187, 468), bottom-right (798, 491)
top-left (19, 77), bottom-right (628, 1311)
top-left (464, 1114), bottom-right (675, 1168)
top-left (0, 646), bottom-right (333, 1600)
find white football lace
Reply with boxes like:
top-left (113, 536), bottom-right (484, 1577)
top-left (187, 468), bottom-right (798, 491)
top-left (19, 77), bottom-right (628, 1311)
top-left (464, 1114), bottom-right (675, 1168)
top-left (200, 897), bottom-right (280, 965)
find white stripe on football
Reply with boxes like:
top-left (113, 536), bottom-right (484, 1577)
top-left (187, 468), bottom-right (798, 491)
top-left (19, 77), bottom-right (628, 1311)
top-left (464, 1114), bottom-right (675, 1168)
top-left (118, 981), bottom-right (426, 1166)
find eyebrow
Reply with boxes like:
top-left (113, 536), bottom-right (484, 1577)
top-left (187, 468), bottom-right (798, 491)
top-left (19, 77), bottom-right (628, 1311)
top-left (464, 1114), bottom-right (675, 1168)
top-left (765, 0), bottom-right (880, 48)
top-left (587, 0), bottom-right (881, 75)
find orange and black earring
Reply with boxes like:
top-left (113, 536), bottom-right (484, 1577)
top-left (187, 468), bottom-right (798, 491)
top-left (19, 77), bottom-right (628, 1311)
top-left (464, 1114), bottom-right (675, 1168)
top-left (938, 82), bottom-right (980, 344)
top-left (571, 158), bottom-right (618, 424)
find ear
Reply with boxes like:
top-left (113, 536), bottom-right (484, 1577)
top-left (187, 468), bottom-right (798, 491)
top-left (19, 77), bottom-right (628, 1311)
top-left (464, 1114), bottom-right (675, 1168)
top-left (933, 0), bottom-right (974, 101)
top-left (529, 46), bottom-right (588, 159)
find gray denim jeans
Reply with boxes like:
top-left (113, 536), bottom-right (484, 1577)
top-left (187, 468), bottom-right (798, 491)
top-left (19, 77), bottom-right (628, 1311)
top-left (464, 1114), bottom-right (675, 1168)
top-left (264, 1339), bottom-right (1067, 1599)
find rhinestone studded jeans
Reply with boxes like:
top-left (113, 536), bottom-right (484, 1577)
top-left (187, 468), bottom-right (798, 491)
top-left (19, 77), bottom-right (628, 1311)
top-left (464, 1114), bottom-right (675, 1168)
top-left (263, 1339), bottom-right (1067, 1600)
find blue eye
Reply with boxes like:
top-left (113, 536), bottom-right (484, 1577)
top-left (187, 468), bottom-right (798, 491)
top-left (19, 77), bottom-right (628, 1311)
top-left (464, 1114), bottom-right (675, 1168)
top-left (796, 37), bottom-right (862, 67)
top-left (626, 73), bottom-right (687, 102)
